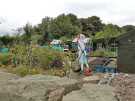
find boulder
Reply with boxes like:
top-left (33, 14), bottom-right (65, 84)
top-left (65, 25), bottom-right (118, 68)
top-left (0, 74), bottom-right (82, 101)
top-left (0, 71), bottom-right (19, 82)
top-left (63, 84), bottom-right (117, 101)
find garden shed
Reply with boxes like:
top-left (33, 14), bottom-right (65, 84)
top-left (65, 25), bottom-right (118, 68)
top-left (117, 30), bottom-right (135, 73)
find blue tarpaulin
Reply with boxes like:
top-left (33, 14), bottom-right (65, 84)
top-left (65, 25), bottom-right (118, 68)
top-left (0, 48), bottom-right (9, 53)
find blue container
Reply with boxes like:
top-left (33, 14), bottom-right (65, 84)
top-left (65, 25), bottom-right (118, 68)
top-left (104, 67), bottom-right (116, 73)
top-left (0, 48), bottom-right (9, 53)
top-left (95, 65), bottom-right (117, 73)
top-left (95, 65), bottom-right (105, 73)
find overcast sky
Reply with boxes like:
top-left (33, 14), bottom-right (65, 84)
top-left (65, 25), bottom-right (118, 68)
top-left (0, 0), bottom-right (135, 34)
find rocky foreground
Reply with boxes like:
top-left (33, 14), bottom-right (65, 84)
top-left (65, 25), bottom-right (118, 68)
top-left (111, 74), bottom-right (135, 101)
top-left (63, 84), bottom-right (116, 101)
top-left (0, 71), bottom-right (134, 101)
top-left (0, 71), bottom-right (82, 101)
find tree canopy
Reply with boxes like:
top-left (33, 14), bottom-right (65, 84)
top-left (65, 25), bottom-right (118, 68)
top-left (0, 13), bottom-right (134, 46)
top-left (94, 24), bottom-right (122, 40)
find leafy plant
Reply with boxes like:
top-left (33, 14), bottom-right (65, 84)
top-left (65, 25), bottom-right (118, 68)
top-left (32, 47), bottom-right (70, 69)
top-left (0, 53), bottom-right (11, 65)
top-left (12, 65), bottom-right (42, 77)
top-left (12, 45), bottom-right (29, 65)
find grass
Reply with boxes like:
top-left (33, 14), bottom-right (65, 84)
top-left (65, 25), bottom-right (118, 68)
top-left (0, 65), bottom-right (68, 77)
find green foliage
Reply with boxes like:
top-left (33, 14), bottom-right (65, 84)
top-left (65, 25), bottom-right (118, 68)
top-left (48, 14), bottom-right (81, 38)
top-left (36, 14), bottom-right (81, 40)
top-left (32, 47), bottom-right (68, 69)
top-left (39, 17), bottom-right (52, 33)
top-left (38, 32), bottom-right (54, 45)
top-left (80, 16), bottom-right (104, 36)
top-left (44, 69), bottom-right (66, 77)
top-left (4, 47), bottom-right (71, 77)
top-left (0, 13), bottom-right (135, 47)
top-left (23, 23), bottom-right (33, 43)
top-left (67, 13), bottom-right (81, 26)
top-left (12, 65), bottom-right (42, 77)
top-left (0, 53), bottom-right (11, 65)
top-left (95, 24), bottom-right (122, 40)
top-left (12, 45), bottom-right (29, 65)
top-left (0, 35), bottom-right (16, 46)
top-left (60, 36), bottom-right (72, 42)
top-left (122, 25), bottom-right (135, 32)
top-left (31, 34), bottom-right (42, 44)
top-left (12, 44), bottom-right (71, 70)
top-left (13, 65), bottom-right (29, 77)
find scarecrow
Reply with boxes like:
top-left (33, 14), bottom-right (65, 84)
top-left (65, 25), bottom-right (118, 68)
top-left (72, 34), bottom-right (91, 76)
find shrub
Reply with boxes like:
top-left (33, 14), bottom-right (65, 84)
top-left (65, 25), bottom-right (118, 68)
top-left (11, 45), bottom-right (29, 65)
top-left (13, 65), bottom-right (29, 77)
top-left (43, 69), bottom-right (66, 77)
top-left (11, 45), bottom-right (71, 77)
top-left (0, 53), bottom-right (11, 65)
top-left (12, 65), bottom-right (42, 77)
top-left (32, 47), bottom-right (69, 69)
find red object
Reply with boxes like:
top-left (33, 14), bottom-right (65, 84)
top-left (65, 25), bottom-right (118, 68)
top-left (84, 68), bottom-right (92, 76)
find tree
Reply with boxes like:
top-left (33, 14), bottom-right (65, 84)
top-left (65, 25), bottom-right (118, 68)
top-left (37, 31), bottom-right (54, 45)
top-left (122, 25), bottom-right (135, 32)
top-left (34, 14), bottom-right (104, 40)
top-left (48, 14), bottom-right (81, 38)
top-left (80, 16), bottom-right (104, 36)
top-left (95, 24), bottom-right (121, 39)
top-left (38, 17), bottom-right (52, 33)
top-left (67, 13), bottom-right (81, 27)
top-left (95, 24), bottom-right (122, 49)
top-left (23, 23), bottom-right (33, 44)
top-left (22, 23), bottom-right (34, 67)
top-left (33, 25), bottom-right (41, 35)
top-left (0, 35), bottom-right (15, 46)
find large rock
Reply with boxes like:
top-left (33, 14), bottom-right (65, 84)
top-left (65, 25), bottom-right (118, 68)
top-left (63, 84), bottom-right (117, 101)
top-left (0, 71), bottom-right (19, 82)
top-left (0, 74), bottom-right (82, 101)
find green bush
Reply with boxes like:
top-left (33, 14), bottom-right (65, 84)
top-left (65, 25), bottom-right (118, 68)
top-left (11, 45), bottom-right (71, 76)
top-left (11, 45), bottom-right (29, 65)
top-left (32, 47), bottom-right (69, 69)
top-left (0, 53), bottom-right (11, 65)
top-left (12, 65), bottom-right (42, 77)
top-left (13, 65), bottom-right (29, 77)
